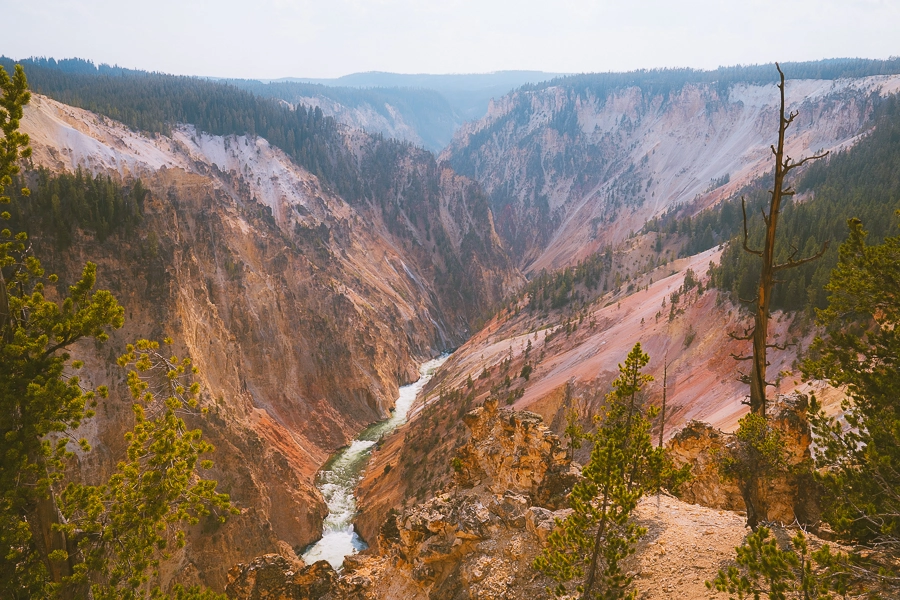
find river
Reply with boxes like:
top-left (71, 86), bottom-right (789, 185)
top-left (301, 355), bottom-right (448, 569)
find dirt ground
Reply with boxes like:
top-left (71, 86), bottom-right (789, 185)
top-left (629, 494), bottom-right (750, 600)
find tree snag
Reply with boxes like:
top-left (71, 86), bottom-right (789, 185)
top-left (740, 63), bottom-right (829, 417)
top-left (729, 63), bottom-right (829, 530)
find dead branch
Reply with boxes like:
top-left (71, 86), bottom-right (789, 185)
top-left (784, 150), bottom-right (830, 174)
top-left (741, 197), bottom-right (763, 256)
top-left (729, 329), bottom-right (753, 341)
top-left (773, 240), bottom-right (830, 272)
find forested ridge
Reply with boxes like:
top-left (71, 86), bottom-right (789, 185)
top-left (0, 56), bottom-right (364, 199)
top-left (524, 57), bottom-right (900, 102)
top-left (457, 58), bottom-right (900, 159)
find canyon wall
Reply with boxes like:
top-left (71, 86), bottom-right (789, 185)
top-left (228, 400), bottom-right (578, 600)
top-left (20, 94), bottom-right (520, 590)
top-left (444, 74), bottom-right (900, 271)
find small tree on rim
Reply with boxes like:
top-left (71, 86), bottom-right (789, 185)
top-left (533, 343), bottom-right (689, 599)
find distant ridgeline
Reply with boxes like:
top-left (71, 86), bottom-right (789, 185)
top-left (454, 58), bottom-right (900, 151)
top-left (225, 79), bottom-right (461, 153)
top-left (644, 93), bottom-right (900, 313)
top-left (522, 57), bottom-right (900, 99)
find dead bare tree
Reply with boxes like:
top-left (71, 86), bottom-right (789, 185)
top-left (731, 63), bottom-right (829, 417)
top-left (724, 64), bottom-right (830, 530)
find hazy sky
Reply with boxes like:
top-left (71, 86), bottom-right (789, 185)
top-left (4, 0), bottom-right (898, 79)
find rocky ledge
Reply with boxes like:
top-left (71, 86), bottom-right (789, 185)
top-left (227, 399), bottom-right (577, 599)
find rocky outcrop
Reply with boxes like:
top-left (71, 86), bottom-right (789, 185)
top-left (668, 395), bottom-right (818, 525)
top-left (225, 555), bottom-right (337, 600)
top-left (357, 488), bottom-right (571, 600)
top-left (667, 421), bottom-right (745, 514)
top-left (354, 383), bottom-right (580, 551)
top-left (363, 401), bottom-right (579, 597)
top-left (229, 404), bottom-right (578, 600)
top-left (453, 398), bottom-right (579, 509)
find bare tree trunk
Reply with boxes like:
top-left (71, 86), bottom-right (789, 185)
top-left (739, 64), bottom-right (829, 416)
top-left (27, 492), bottom-right (77, 597)
top-left (747, 65), bottom-right (789, 417)
top-left (0, 269), bottom-right (10, 342)
top-left (735, 62), bottom-right (829, 528)
top-left (739, 476), bottom-right (761, 531)
top-left (582, 488), bottom-right (611, 600)
top-left (658, 358), bottom-right (667, 449)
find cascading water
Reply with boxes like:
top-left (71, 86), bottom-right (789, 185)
top-left (301, 355), bottom-right (448, 569)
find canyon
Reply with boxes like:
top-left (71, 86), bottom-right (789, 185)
top-left (19, 92), bottom-right (517, 590)
top-left (230, 71), bottom-right (564, 153)
top-left (10, 59), bottom-right (900, 597)
top-left (444, 72), bottom-right (900, 271)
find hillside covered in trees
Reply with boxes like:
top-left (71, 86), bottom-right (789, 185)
top-left (0, 57), bottom-right (362, 198)
top-left (642, 93), bottom-right (900, 313)
top-left (524, 57), bottom-right (900, 105)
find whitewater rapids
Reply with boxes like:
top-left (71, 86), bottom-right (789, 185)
top-left (301, 355), bottom-right (448, 569)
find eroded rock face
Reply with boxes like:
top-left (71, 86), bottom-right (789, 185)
top-left (444, 75), bottom-right (900, 271)
top-left (667, 421), bottom-right (745, 513)
top-left (225, 555), bottom-right (337, 600)
top-left (454, 398), bottom-right (579, 509)
top-left (317, 489), bottom-right (573, 600)
top-left (230, 404), bottom-right (578, 600)
top-left (349, 404), bottom-right (578, 598)
top-left (20, 95), bottom-right (520, 592)
top-left (668, 395), bottom-right (818, 525)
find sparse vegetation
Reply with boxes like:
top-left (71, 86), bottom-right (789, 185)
top-left (709, 527), bottom-right (852, 599)
top-left (801, 217), bottom-right (900, 578)
top-left (0, 65), bottom-right (232, 599)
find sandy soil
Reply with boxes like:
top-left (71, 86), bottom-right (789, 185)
top-left (629, 494), bottom-right (750, 600)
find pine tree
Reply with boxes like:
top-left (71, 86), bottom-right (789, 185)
top-left (716, 413), bottom-right (787, 529)
top-left (59, 340), bottom-right (234, 600)
top-left (0, 62), bottom-right (232, 599)
top-left (533, 343), bottom-right (689, 599)
top-left (709, 527), bottom-right (851, 599)
top-left (803, 217), bottom-right (900, 565)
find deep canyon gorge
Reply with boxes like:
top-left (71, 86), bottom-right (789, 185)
top-left (6, 56), bottom-right (900, 598)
